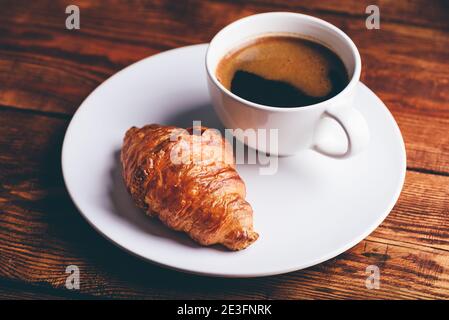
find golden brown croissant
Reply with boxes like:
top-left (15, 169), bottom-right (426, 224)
top-left (120, 124), bottom-right (258, 250)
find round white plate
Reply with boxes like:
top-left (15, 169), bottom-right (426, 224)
top-left (62, 44), bottom-right (406, 277)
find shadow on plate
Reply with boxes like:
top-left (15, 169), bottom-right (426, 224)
top-left (164, 102), bottom-right (224, 132)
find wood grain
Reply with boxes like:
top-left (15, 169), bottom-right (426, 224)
top-left (0, 0), bottom-right (448, 299)
top-left (225, 0), bottom-right (449, 30)
top-left (0, 279), bottom-right (89, 300)
top-left (1, 1), bottom-right (448, 115)
top-left (0, 286), bottom-right (66, 300)
top-left (0, 108), bottom-right (448, 299)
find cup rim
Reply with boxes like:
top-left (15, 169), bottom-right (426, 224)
top-left (205, 12), bottom-right (361, 112)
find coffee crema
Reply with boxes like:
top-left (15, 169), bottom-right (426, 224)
top-left (216, 35), bottom-right (349, 107)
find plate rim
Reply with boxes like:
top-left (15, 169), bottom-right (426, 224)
top-left (61, 43), bottom-right (406, 278)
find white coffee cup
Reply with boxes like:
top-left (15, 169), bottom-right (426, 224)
top-left (206, 12), bottom-right (369, 157)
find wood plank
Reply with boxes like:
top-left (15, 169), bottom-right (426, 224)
top-left (0, 279), bottom-right (82, 300)
top-left (225, 0), bottom-right (449, 30)
top-left (0, 287), bottom-right (65, 300)
top-left (397, 114), bottom-right (449, 175)
top-left (0, 0), bottom-right (448, 116)
top-left (0, 109), bottom-right (448, 299)
top-left (275, 240), bottom-right (449, 299)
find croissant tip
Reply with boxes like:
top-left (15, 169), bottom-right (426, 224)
top-left (224, 230), bottom-right (259, 251)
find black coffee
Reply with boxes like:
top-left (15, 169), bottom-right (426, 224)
top-left (216, 35), bottom-right (349, 107)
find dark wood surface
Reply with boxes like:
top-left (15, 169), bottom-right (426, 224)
top-left (0, 0), bottom-right (448, 299)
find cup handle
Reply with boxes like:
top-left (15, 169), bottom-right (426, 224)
top-left (313, 107), bottom-right (370, 159)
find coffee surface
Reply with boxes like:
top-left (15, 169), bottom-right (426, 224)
top-left (216, 35), bottom-right (349, 107)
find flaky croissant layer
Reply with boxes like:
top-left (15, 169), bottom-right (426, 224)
top-left (121, 124), bottom-right (259, 250)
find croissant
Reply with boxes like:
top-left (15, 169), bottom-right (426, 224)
top-left (120, 124), bottom-right (259, 250)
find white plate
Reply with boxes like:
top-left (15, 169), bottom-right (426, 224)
top-left (62, 44), bottom-right (406, 277)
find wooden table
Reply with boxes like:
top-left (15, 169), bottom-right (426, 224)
top-left (0, 0), bottom-right (448, 300)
